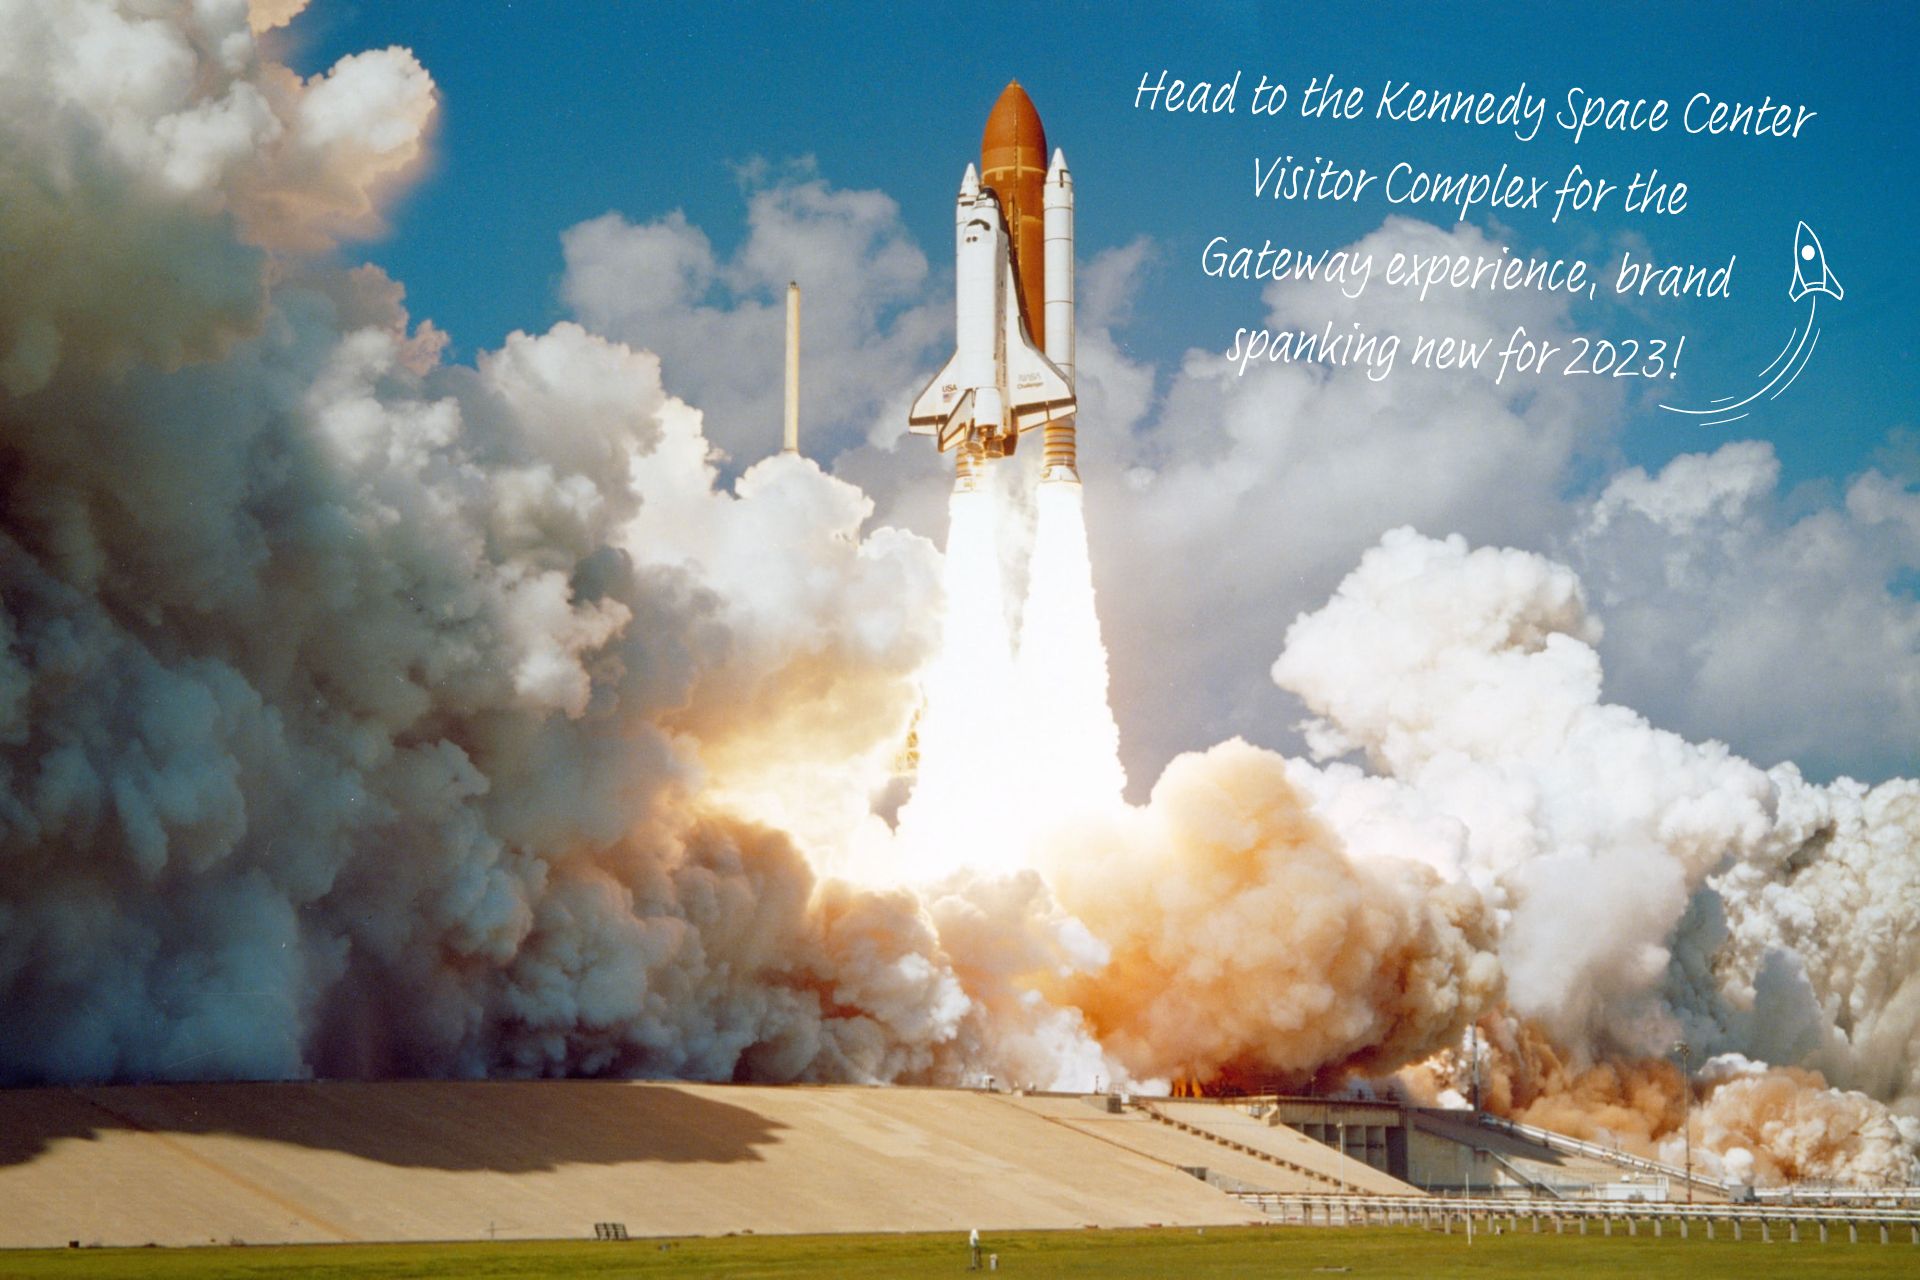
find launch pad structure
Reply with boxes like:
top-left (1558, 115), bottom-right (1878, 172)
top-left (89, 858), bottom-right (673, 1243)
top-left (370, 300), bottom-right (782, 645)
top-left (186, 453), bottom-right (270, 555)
top-left (0, 1081), bottom-right (1361, 1247)
top-left (5, 1079), bottom-right (1902, 1251)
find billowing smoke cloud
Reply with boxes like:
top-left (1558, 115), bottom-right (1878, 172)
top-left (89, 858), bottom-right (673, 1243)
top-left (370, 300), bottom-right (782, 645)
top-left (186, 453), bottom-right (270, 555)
top-left (1070, 218), bottom-right (1614, 791)
top-left (0, 0), bottom-right (1006, 1088)
top-left (1409, 1019), bottom-right (1917, 1188)
top-left (0, 0), bottom-right (435, 396)
top-left (1276, 528), bottom-right (1920, 1183)
top-left (1572, 438), bottom-right (1920, 787)
top-left (1275, 527), bottom-right (1775, 1057)
top-left (1692, 1058), bottom-right (1917, 1187)
top-left (248, 0), bottom-right (310, 35)
top-left (1044, 739), bottom-right (1500, 1088)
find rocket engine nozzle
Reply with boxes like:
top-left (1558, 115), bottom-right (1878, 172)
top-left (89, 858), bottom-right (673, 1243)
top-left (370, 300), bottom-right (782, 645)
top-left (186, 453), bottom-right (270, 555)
top-left (1041, 419), bottom-right (1078, 485)
top-left (954, 441), bottom-right (988, 493)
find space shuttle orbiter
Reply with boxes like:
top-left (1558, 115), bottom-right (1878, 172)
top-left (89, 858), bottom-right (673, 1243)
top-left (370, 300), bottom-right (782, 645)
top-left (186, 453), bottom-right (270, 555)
top-left (910, 81), bottom-right (1079, 491)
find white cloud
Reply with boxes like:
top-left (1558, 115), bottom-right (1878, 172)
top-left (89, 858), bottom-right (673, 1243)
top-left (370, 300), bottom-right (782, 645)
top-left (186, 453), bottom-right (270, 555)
top-left (560, 166), bottom-right (947, 472)
top-left (1079, 218), bottom-right (1614, 788)
top-left (1570, 441), bottom-right (1920, 779)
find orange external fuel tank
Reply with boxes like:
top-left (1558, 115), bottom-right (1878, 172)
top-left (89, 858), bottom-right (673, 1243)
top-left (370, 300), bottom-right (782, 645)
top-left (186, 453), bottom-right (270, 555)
top-left (980, 80), bottom-right (1049, 348)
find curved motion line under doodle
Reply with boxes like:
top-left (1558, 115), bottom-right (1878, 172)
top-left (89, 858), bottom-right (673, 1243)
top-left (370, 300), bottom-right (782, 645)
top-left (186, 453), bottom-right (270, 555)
top-left (1659, 222), bottom-right (1840, 428)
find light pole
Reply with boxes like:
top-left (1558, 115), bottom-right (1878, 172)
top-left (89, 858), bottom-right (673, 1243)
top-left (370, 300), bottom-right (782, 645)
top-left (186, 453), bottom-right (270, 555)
top-left (1675, 1040), bottom-right (1693, 1206)
top-left (1469, 1022), bottom-right (1480, 1112)
top-left (1466, 1023), bottom-right (1479, 1200)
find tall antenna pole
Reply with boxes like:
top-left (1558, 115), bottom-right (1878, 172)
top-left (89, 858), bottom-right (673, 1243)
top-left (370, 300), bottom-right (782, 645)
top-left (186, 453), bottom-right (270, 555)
top-left (783, 281), bottom-right (800, 455)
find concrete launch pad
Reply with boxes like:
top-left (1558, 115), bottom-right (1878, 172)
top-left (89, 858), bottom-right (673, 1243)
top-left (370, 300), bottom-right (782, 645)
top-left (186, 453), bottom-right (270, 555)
top-left (0, 1081), bottom-right (1395, 1248)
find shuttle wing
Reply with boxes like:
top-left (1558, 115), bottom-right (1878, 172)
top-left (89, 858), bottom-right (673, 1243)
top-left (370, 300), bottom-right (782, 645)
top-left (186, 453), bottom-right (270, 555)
top-left (906, 206), bottom-right (1073, 451)
top-left (1003, 258), bottom-right (1075, 433)
top-left (908, 352), bottom-right (965, 435)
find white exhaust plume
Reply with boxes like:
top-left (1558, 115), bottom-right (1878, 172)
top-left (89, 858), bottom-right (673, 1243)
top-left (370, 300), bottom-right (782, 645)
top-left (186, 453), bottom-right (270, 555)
top-left (892, 486), bottom-right (1022, 879)
top-left (896, 476), bottom-right (1501, 1090)
top-left (1014, 482), bottom-right (1127, 821)
top-left (2, 1), bottom-right (1915, 1191)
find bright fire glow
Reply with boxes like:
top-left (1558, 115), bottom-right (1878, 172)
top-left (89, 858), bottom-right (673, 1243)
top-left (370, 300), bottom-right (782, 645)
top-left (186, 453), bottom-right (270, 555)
top-left (896, 475), bottom-right (1125, 880)
top-left (1014, 482), bottom-right (1127, 822)
top-left (894, 485), bottom-right (1024, 877)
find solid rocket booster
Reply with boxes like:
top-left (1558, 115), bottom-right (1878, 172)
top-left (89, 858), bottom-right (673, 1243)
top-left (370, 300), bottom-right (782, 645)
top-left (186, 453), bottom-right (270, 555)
top-left (909, 82), bottom-right (1077, 490)
top-left (1041, 148), bottom-right (1075, 483)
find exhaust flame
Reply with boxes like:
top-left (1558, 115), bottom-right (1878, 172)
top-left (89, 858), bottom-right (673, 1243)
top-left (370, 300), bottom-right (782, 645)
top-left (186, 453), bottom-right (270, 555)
top-left (893, 486), bottom-right (1022, 879)
top-left (897, 475), bottom-right (1126, 882)
top-left (889, 473), bottom-right (1500, 1094)
top-left (1015, 482), bottom-right (1127, 823)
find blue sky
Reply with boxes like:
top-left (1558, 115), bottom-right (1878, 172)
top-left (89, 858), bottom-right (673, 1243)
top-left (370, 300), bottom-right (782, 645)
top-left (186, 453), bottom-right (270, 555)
top-left (287, 0), bottom-right (1917, 497)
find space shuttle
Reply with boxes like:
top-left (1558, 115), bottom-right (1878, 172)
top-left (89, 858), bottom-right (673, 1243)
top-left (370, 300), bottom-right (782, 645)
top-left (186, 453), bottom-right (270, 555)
top-left (910, 82), bottom-right (1079, 491)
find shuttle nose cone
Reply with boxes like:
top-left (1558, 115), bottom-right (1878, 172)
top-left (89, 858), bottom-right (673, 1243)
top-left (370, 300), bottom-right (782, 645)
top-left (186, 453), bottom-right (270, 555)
top-left (1790, 221), bottom-right (1843, 302)
top-left (982, 80), bottom-right (1046, 160)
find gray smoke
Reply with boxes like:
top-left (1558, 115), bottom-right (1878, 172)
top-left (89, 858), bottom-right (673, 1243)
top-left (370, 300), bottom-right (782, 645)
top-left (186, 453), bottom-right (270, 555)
top-left (0, 0), bottom-right (1003, 1086)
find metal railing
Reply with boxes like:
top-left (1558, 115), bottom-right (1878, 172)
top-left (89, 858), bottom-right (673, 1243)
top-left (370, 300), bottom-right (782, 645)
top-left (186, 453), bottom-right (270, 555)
top-left (1483, 1148), bottom-right (1577, 1200)
top-left (1446, 1111), bottom-right (1920, 1205)
top-left (1238, 1192), bottom-right (1920, 1235)
top-left (1750, 1185), bottom-right (1920, 1205)
top-left (1133, 1101), bottom-right (1371, 1194)
top-left (1472, 1112), bottom-right (1736, 1198)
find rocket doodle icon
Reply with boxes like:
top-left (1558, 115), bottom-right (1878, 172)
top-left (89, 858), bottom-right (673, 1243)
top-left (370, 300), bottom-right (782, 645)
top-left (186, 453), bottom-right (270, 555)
top-left (1788, 221), bottom-right (1842, 302)
top-left (909, 83), bottom-right (1079, 491)
top-left (1661, 221), bottom-right (1843, 425)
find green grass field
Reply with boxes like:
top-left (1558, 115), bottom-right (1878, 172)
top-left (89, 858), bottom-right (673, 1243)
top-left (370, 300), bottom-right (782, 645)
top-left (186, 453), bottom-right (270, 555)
top-left (1, 1224), bottom-right (1914, 1279)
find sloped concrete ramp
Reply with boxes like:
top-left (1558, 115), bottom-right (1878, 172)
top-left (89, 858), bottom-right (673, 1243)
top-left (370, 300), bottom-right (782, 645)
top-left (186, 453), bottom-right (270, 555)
top-left (1152, 1100), bottom-right (1423, 1195)
top-left (1005, 1094), bottom-right (1390, 1195)
top-left (0, 1083), bottom-right (1254, 1248)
